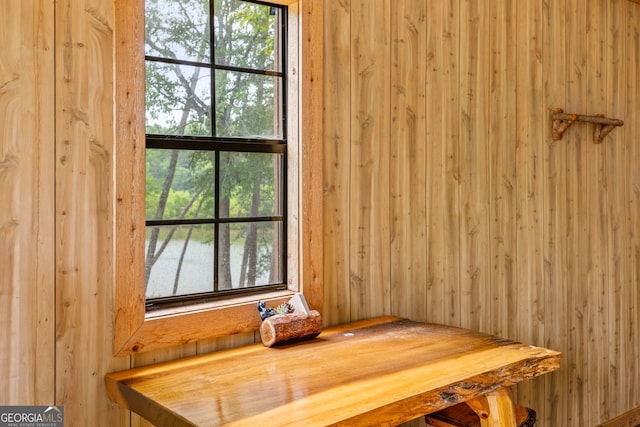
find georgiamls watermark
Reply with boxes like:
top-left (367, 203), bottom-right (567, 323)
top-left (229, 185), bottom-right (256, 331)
top-left (0, 406), bottom-right (63, 427)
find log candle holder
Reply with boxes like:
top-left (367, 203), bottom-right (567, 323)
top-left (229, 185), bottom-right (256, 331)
top-left (258, 293), bottom-right (323, 347)
top-left (260, 310), bottom-right (323, 347)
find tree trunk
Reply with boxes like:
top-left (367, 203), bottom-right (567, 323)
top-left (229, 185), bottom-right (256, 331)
top-left (238, 180), bottom-right (261, 287)
top-left (172, 194), bottom-right (206, 295)
top-left (145, 149), bottom-right (179, 289)
top-left (218, 194), bottom-right (232, 289)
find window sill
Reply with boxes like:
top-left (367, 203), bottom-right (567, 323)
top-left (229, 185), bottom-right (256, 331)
top-left (116, 290), bottom-right (296, 356)
top-left (144, 290), bottom-right (295, 320)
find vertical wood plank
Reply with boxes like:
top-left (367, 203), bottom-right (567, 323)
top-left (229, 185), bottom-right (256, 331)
top-left (389, 0), bottom-right (427, 322)
top-left (425, 0), bottom-right (460, 327)
top-left (605, 0), bottom-right (628, 420)
top-left (514, 0), bottom-right (545, 416)
top-left (565, 0), bottom-right (589, 423)
top-left (458, 0), bottom-right (489, 332)
top-left (300, 0), bottom-right (324, 314)
top-left (0, 0), bottom-right (55, 405)
top-left (489, 0), bottom-right (517, 339)
top-left (323, 0), bottom-right (352, 325)
top-left (624, 0), bottom-right (640, 412)
top-left (586, 2), bottom-right (610, 423)
top-left (55, 0), bottom-right (129, 423)
top-left (625, 0), bottom-right (640, 414)
top-left (113, 0), bottom-right (147, 353)
top-left (349, 0), bottom-right (391, 320)
top-left (542, 0), bottom-right (568, 424)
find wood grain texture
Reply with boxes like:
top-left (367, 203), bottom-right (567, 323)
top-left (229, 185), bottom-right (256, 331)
top-left (514, 0), bottom-right (545, 417)
top-left (321, 1), bottom-right (640, 426)
top-left (542, 0), bottom-right (568, 424)
top-left (113, 0), bottom-right (147, 355)
top-left (587, 2), bottom-right (610, 423)
top-left (0, 0), bottom-right (55, 405)
top-left (54, 0), bottom-right (129, 424)
top-left (598, 405), bottom-right (640, 427)
top-left (390, 0), bottom-right (427, 322)
top-left (286, 0), bottom-right (301, 301)
top-left (4, 0), bottom-right (640, 426)
top-left (259, 310), bottom-right (322, 346)
top-left (458, 0), bottom-right (488, 332)
top-left (489, 0), bottom-right (517, 340)
top-left (624, 0), bottom-right (640, 414)
top-left (565, 1), bottom-right (591, 424)
top-left (130, 341), bottom-right (197, 427)
top-left (323, 0), bottom-right (352, 326)
top-left (426, 401), bottom-right (534, 427)
top-left (106, 318), bottom-right (561, 427)
top-left (349, 0), bottom-right (391, 320)
top-left (300, 0), bottom-right (324, 313)
top-left (425, 0), bottom-right (461, 327)
top-left (605, 0), bottom-right (632, 419)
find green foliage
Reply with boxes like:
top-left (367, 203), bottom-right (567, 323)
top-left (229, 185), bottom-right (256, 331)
top-left (144, 0), bottom-right (285, 295)
top-left (274, 302), bottom-right (294, 315)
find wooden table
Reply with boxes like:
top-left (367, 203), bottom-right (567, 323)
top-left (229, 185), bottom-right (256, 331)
top-left (105, 316), bottom-right (561, 426)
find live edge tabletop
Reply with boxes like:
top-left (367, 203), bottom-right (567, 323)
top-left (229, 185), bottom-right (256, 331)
top-left (105, 316), bottom-right (561, 427)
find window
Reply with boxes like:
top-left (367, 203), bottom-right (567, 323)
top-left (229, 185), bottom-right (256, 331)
top-left (113, 0), bottom-right (322, 356)
top-left (143, 0), bottom-right (288, 309)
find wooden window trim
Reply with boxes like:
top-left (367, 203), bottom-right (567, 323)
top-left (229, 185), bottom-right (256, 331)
top-left (113, 0), bottom-right (322, 357)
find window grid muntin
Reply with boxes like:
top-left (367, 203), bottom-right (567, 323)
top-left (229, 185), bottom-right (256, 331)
top-left (144, 0), bottom-right (288, 309)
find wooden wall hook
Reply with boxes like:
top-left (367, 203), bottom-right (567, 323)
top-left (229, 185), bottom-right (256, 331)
top-left (552, 108), bottom-right (624, 143)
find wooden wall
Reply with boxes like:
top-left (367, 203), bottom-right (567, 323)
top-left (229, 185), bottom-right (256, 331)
top-left (1, 0), bottom-right (55, 406)
top-left (323, 0), bottom-right (640, 426)
top-left (1, 1), bottom-right (639, 426)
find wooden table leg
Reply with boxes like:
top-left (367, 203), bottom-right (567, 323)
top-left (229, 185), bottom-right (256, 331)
top-left (465, 387), bottom-right (517, 427)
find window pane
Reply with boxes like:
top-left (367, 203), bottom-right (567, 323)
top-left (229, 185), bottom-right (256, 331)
top-left (145, 224), bottom-right (215, 298)
top-left (219, 152), bottom-right (282, 218)
top-left (146, 149), bottom-right (215, 220)
top-left (218, 222), bottom-right (283, 290)
top-left (143, 0), bottom-right (288, 307)
top-left (146, 62), bottom-right (212, 136)
top-left (214, 0), bottom-right (282, 72)
top-left (145, 0), bottom-right (210, 64)
top-left (215, 70), bottom-right (283, 138)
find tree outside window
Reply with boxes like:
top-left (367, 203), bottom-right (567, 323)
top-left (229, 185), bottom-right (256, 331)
top-left (144, 0), bottom-right (287, 307)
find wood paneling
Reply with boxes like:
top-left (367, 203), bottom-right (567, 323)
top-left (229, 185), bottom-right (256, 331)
top-left (606, 0), bottom-right (628, 418)
top-left (542, 0), bottom-right (568, 423)
top-left (488, 0), bottom-right (517, 342)
top-left (4, 0), bottom-right (323, 423)
top-left (349, 0), bottom-right (391, 319)
top-left (323, 0), bottom-right (351, 325)
top-left (625, 0), bottom-right (640, 413)
top-left (54, 0), bottom-right (129, 423)
top-left (514, 0), bottom-right (545, 416)
top-left (458, 0), bottom-right (489, 333)
top-left (0, 0), bottom-right (55, 406)
top-left (300, 0), bottom-right (325, 313)
top-left (4, 0), bottom-right (640, 426)
top-left (324, 0), bottom-right (640, 426)
top-left (390, 0), bottom-right (427, 322)
top-left (425, 0), bottom-right (461, 327)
